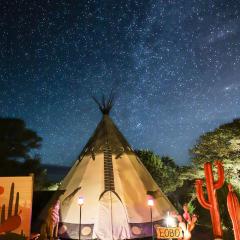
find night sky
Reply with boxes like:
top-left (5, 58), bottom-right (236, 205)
top-left (1, 0), bottom-right (240, 166)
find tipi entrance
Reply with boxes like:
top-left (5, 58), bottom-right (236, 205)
top-left (94, 191), bottom-right (130, 240)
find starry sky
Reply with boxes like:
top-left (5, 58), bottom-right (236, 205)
top-left (1, 0), bottom-right (240, 166)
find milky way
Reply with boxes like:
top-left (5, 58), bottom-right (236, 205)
top-left (1, 0), bottom-right (240, 165)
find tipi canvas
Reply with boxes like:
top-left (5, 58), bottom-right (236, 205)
top-left (40, 100), bottom-right (175, 239)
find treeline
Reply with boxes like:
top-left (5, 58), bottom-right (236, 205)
top-left (137, 118), bottom-right (240, 195)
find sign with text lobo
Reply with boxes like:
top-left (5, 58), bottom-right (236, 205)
top-left (156, 227), bottom-right (183, 239)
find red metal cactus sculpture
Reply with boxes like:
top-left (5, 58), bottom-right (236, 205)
top-left (227, 184), bottom-right (240, 240)
top-left (195, 160), bottom-right (224, 239)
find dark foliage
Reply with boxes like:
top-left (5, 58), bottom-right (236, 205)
top-left (0, 118), bottom-right (47, 189)
top-left (190, 118), bottom-right (240, 192)
top-left (0, 118), bottom-right (42, 161)
top-left (136, 150), bottom-right (183, 194)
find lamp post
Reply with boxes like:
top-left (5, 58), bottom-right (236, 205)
top-left (78, 196), bottom-right (84, 240)
top-left (147, 198), bottom-right (154, 240)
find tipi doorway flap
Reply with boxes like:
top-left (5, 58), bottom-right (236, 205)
top-left (93, 191), bottom-right (131, 240)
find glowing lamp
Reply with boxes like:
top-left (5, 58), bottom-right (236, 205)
top-left (147, 199), bottom-right (154, 207)
top-left (166, 216), bottom-right (175, 227)
top-left (78, 196), bottom-right (84, 206)
top-left (165, 212), bottom-right (175, 227)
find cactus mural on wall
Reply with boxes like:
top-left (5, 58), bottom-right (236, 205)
top-left (0, 183), bottom-right (21, 234)
top-left (0, 177), bottom-right (33, 239)
top-left (8, 183), bottom-right (14, 218)
top-left (195, 160), bottom-right (224, 239)
top-left (227, 184), bottom-right (240, 240)
top-left (0, 186), bottom-right (4, 224)
top-left (1, 205), bottom-right (5, 224)
top-left (15, 192), bottom-right (19, 216)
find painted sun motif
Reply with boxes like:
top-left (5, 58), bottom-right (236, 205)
top-left (81, 226), bottom-right (92, 236)
top-left (131, 226), bottom-right (142, 235)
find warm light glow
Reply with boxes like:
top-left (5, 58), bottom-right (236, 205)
top-left (78, 196), bottom-right (84, 206)
top-left (165, 215), bottom-right (175, 227)
top-left (147, 199), bottom-right (154, 206)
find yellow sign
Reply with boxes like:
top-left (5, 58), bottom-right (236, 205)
top-left (156, 227), bottom-right (183, 239)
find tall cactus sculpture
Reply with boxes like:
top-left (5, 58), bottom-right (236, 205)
top-left (195, 160), bottom-right (224, 239)
top-left (227, 184), bottom-right (240, 240)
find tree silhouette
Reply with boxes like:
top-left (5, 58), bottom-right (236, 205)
top-left (0, 118), bottom-right (47, 189)
top-left (0, 118), bottom-right (42, 162)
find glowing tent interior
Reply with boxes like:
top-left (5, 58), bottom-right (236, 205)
top-left (39, 97), bottom-right (175, 239)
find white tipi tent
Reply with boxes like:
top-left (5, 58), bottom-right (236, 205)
top-left (41, 99), bottom-right (175, 239)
